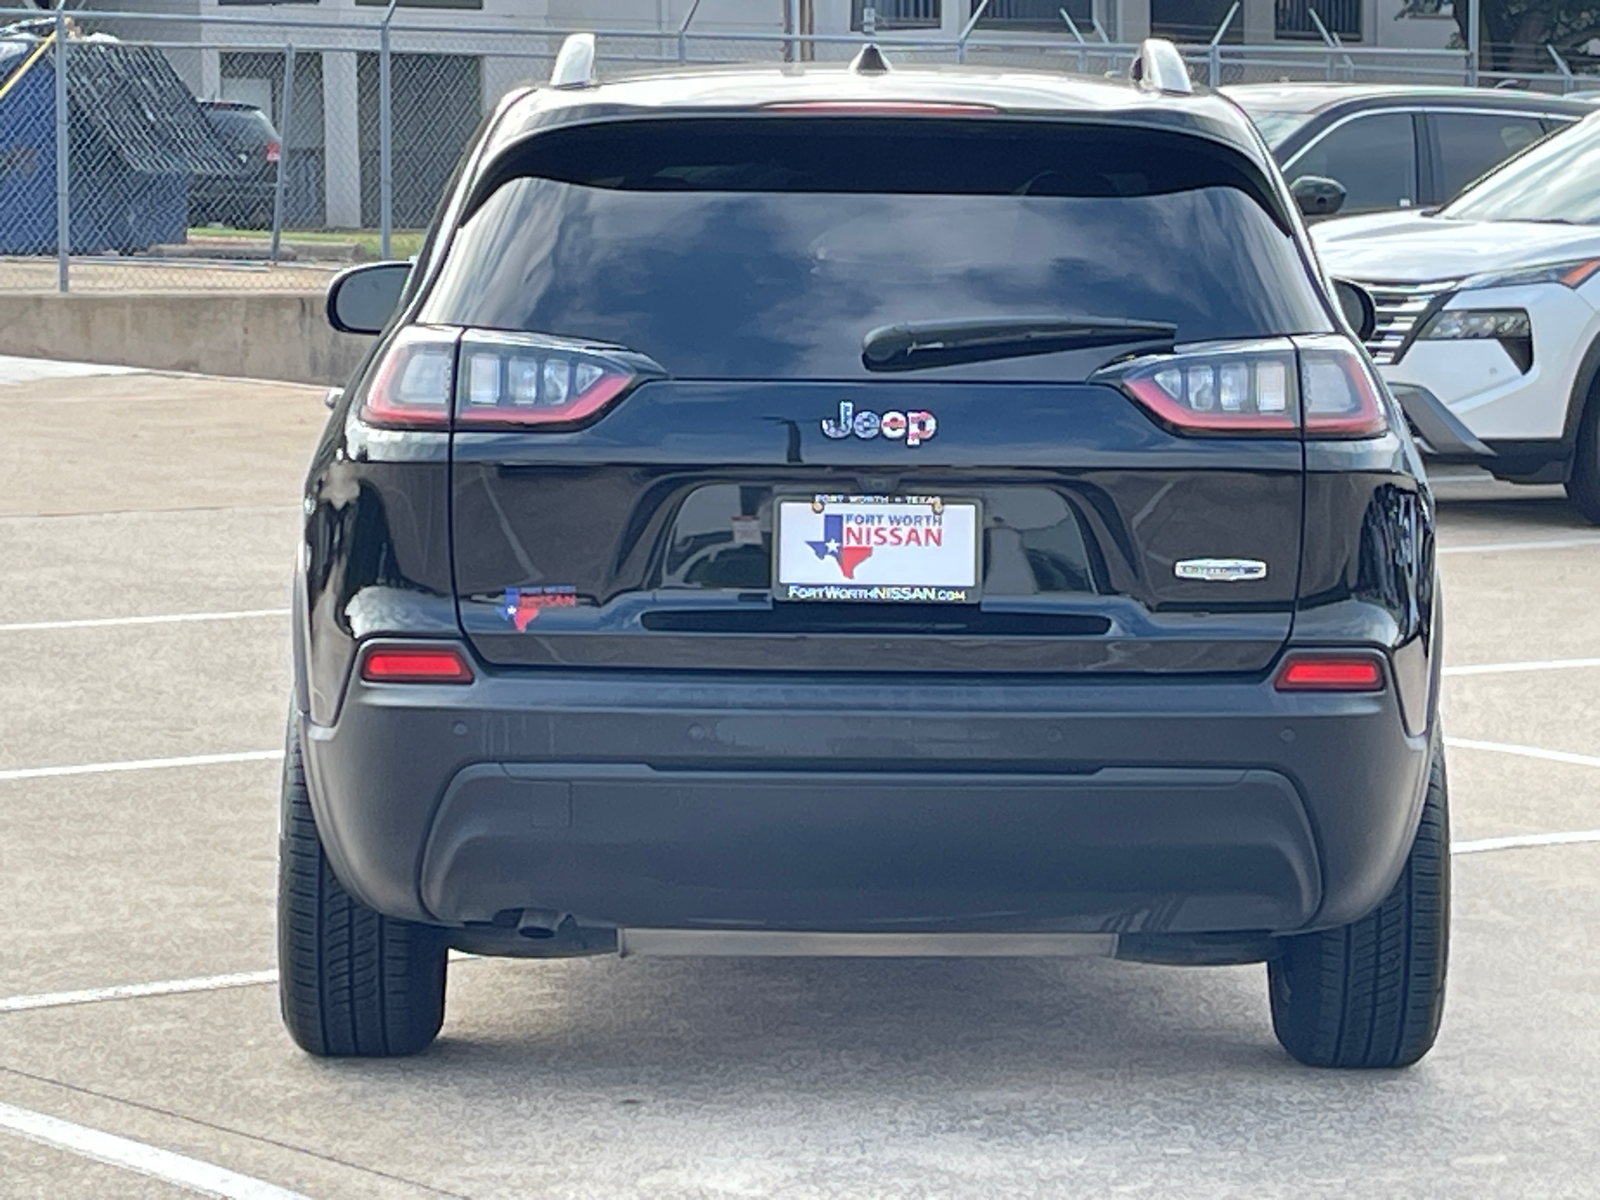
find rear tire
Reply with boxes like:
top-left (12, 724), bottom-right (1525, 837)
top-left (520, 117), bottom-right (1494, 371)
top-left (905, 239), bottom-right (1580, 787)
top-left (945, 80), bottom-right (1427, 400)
top-left (1565, 400), bottom-right (1600, 525)
top-left (1268, 743), bottom-right (1449, 1068)
top-left (278, 720), bottom-right (447, 1057)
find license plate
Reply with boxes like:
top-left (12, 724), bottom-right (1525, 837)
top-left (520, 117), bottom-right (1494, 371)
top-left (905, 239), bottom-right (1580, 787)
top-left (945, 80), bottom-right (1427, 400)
top-left (774, 496), bottom-right (980, 603)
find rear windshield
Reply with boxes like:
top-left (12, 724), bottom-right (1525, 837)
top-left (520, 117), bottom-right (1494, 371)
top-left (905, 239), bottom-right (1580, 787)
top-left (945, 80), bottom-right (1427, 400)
top-left (204, 107), bottom-right (278, 150)
top-left (422, 119), bottom-right (1331, 379)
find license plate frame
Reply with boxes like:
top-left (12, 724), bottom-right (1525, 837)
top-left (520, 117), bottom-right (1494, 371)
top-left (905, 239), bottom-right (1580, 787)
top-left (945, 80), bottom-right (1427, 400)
top-left (772, 494), bottom-right (981, 604)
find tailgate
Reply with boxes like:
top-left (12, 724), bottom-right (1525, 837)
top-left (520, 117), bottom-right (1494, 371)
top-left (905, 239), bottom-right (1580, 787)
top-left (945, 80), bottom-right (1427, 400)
top-left (451, 379), bottom-right (1302, 674)
top-left (418, 112), bottom-right (1330, 675)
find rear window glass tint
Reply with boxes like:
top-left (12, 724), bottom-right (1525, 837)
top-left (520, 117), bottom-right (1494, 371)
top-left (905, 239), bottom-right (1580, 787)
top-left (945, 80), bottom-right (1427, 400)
top-left (1431, 111), bottom-right (1547, 198)
top-left (1288, 112), bottom-right (1418, 213)
top-left (423, 119), bottom-right (1331, 379)
top-left (205, 109), bottom-right (277, 148)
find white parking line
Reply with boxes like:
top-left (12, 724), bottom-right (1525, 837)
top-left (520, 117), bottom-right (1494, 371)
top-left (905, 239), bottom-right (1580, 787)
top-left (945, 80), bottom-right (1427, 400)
top-left (1445, 657), bottom-right (1600, 677)
top-left (1438, 535), bottom-right (1600, 554)
top-left (1443, 736), bottom-right (1600, 771)
top-left (0, 353), bottom-right (321, 393)
top-left (0, 971), bottom-right (279, 1015)
top-left (0, 503), bottom-right (302, 524)
top-left (0, 1100), bottom-right (310, 1200)
top-left (1454, 830), bottom-right (1600, 855)
top-left (0, 355), bottom-right (145, 385)
top-left (0, 609), bottom-right (289, 634)
top-left (0, 954), bottom-right (485, 1017)
top-left (0, 750), bottom-right (283, 784)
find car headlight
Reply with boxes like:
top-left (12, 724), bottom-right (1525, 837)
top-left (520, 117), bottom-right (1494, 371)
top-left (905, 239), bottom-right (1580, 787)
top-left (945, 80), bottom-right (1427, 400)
top-left (1417, 309), bottom-right (1531, 340)
top-left (1417, 308), bottom-right (1533, 372)
top-left (1461, 258), bottom-right (1600, 291)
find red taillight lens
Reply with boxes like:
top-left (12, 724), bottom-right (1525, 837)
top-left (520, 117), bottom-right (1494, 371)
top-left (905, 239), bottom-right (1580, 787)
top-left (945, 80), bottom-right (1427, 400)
top-left (265, 141), bottom-right (282, 163)
top-left (358, 326), bottom-right (458, 429)
top-left (455, 332), bottom-right (642, 429)
top-left (360, 645), bottom-right (474, 684)
top-left (1296, 336), bottom-right (1387, 437)
top-left (1274, 654), bottom-right (1384, 692)
top-left (356, 329), bottom-right (648, 432)
top-left (1093, 335), bottom-right (1388, 439)
top-left (1105, 338), bottom-right (1299, 435)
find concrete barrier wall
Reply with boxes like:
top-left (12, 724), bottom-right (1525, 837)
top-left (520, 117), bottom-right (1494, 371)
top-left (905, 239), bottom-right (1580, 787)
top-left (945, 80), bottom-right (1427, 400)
top-left (0, 292), bottom-right (375, 386)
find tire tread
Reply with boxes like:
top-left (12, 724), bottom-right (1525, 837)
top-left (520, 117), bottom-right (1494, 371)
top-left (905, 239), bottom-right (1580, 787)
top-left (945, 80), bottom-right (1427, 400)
top-left (277, 722), bottom-right (446, 1057)
top-left (1269, 745), bottom-right (1449, 1069)
top-left (1565, 397), bottom-right (1600, 525)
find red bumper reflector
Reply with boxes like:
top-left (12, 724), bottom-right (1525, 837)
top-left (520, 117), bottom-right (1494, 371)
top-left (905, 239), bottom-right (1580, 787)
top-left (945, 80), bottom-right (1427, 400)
top-left (361, 646), bottom-right (474, 684)
top-left (1275, 656), bottom-right (1384, 692)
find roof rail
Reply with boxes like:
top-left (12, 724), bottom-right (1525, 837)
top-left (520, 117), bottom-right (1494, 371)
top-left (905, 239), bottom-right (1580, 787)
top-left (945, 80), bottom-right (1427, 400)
top-left (1128, 38), bottom-right (1192, 96)
top-left (550, 32), bottom-right (597, 89)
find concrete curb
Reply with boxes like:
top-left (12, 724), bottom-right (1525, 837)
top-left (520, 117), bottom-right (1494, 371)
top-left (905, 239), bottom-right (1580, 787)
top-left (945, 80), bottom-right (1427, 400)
top-left (0, 292), bottom-right (374, 386)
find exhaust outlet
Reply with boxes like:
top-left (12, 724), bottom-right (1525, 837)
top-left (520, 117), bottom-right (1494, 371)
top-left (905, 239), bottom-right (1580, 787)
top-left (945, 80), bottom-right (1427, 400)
top-left (516, 909), bottom-right (563, 938)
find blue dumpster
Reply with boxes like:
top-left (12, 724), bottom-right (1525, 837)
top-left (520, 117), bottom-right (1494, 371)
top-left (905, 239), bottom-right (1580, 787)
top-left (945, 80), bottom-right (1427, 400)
top-left (0, 32), bottom-right (237, 255)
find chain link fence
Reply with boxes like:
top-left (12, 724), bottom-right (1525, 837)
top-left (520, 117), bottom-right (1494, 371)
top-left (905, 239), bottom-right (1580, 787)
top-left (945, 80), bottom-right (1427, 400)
top-left (1, 5), bottom-right (1595, 295)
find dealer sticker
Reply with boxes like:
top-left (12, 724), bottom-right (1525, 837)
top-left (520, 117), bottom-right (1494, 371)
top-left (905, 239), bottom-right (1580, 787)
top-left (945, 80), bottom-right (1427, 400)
top-left (774, 496), bottom-right (980, 603)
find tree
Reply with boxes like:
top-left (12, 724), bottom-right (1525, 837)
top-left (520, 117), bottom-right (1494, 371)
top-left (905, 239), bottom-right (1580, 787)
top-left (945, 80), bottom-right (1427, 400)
top-left (1401, 0), bottom-right (1600, 72)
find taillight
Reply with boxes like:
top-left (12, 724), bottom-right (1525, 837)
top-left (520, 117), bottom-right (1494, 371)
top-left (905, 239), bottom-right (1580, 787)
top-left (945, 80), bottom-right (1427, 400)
top-left (358, 326), bottom-right (458, 429)
top-left (455, 331), bottom-right (643, 429)
top-left (355, 328), bottom-right (651, 431)
top-left (360, 644), bottom-right (474, 684)
top-left (1295, 335), bottom-right (1387, 437)
top-left (1098, 338), bottom-right (1298, 434)
top-left (265, 140), bottom-right (281, 163)
top-left (1092, 335), bottom-right (1387, 438)
top-left (1274, 653), bottom-right (1384, 692)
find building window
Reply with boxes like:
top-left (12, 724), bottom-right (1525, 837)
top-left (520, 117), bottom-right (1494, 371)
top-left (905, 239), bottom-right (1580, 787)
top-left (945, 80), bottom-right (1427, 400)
top-left (1276, 0), bottom-right (1362, 41)
top-left (970, 0), bottom-right (1091, 29)
top-left (1151, 0), bottom-right (1242, 43)
top-left (852, 1), bottom-right (941, 31)
top-left (356, 52), bottom-right (482, 228)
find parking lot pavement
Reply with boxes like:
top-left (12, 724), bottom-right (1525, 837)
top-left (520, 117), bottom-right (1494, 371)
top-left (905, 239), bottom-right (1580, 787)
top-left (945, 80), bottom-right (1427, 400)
top-left (3, 366), bottom-right (1600, 1197)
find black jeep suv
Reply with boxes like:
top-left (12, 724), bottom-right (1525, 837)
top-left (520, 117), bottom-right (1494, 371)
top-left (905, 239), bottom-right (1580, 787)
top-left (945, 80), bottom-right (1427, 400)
top-left (283, 38), bottom-right (1447, 1069)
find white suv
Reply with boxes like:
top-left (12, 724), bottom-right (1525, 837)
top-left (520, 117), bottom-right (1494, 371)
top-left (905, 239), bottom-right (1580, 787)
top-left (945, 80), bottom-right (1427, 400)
top-left (1314, 112), bottom-right (1600, 522)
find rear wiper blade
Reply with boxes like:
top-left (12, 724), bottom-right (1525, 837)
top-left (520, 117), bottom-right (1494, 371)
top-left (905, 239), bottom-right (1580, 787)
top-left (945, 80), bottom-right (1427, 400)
top-left (862, 316), bottom-right (1178, 373)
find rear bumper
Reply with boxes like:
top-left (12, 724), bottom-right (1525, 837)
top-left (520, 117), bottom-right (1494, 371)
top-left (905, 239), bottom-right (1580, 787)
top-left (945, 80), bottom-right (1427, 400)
top-left (189, 178), bottom-right (276, 219)
top-left (420, 762), bottom-right (1317, 933)
top-left (299, 661), bottom-right (1432, 940)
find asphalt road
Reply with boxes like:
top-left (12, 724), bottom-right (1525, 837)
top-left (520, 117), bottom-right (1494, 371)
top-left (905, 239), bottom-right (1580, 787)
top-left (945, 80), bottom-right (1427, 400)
top-left (2, 358), bottom-right (1599, 1199)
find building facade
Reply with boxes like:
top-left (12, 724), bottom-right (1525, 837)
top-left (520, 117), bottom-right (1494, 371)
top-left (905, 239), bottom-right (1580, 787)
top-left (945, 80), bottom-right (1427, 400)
top-left (72, 0), bottom-right (1460, 230)
top-left (848, 1), bottom-right (1454, 48)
